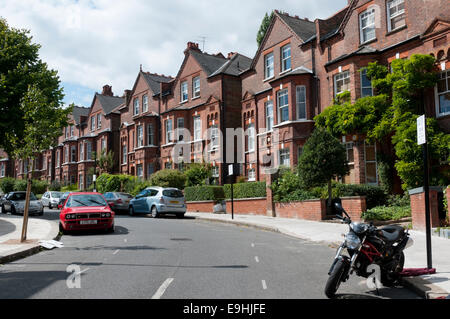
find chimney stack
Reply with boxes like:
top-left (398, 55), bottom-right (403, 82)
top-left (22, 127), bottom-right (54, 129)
top-left (227, 52), bottom-right (236, 59)
top-left (123, 89), bottom-right (132, 105)
top-left (102, 85), bottom-right (113, 96)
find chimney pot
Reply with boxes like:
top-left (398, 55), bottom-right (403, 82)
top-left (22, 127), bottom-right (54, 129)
top-left (102, 85), bottom-right (113, 96)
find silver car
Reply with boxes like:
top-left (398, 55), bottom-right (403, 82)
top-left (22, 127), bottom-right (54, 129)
top-left (41, 191), bottom-right (63, 209)
top-left (104, 192), bottom-right (133, 213)
top-left (129, 187), bottom-right (186, 218)
top-left (1, 191), bottom-right (44, 216)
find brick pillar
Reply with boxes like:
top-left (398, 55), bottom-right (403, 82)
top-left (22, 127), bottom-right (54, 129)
top-left (409, 187), bottom-right (442, 231)
top-left (341, 196), bottom-right (366, 222)
top-left (266, 173), bottom-right (276, 217)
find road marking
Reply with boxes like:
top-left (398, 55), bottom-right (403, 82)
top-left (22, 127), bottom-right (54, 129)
top-left (113, 249), bottom-right (120, 255)
top-left (251, 243), bottom-right (255, 248)
top-left (152, 278), bottom-right (174, 299)
top-left (77, 268), bottom-right (90, 275)
top-left (124, 239), bottom-right (128, 243)
top-left (261, 280), bottom-right (267, 290)
top-left (255, 256), bottom-right (259, 263)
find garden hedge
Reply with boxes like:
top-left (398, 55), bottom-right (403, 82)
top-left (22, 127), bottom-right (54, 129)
top-left (223, 182), bottom-right (266, 199)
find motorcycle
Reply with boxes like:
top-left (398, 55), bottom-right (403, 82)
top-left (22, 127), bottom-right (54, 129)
top-left (325, 202), bottom-right (414, 298)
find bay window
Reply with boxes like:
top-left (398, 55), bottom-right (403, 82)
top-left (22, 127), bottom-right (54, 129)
top-left (296, 86), bottom-right (306, 120)
top-left (277, 89), bottom-right (289, 123)
top-left (436, 70), bottom-right (450, 116)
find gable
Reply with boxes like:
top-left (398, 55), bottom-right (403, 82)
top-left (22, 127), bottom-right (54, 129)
top-left (423, 19), bottom-right (450, 37)
top-left (90, 95), bottom-right (103, 115)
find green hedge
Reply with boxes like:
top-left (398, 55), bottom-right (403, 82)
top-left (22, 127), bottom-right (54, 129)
top-left (362, 205), bottom-right (411, 221)
top-left (184, 186), bottom-right (225, 202)
top-left (332, 183), bottom-right (387, 209)
top-left (0, 177), bottom-right (16, 193)
top-left (149, 169), bottom-right (186, 190)
top-left (223, 182), bottom-right (266, 199)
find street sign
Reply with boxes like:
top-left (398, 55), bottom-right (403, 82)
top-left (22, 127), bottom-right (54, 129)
top-left (417, 115), bottom-right (426, 145)
top-left (228, 164), bottom-right (234, 176)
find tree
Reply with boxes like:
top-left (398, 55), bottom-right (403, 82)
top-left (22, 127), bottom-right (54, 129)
top-left (315, 54), bottom-right (450, 190)
top-left (98, 149), bottom-right (115, 174)
top-left (298, 128), bottom-right (350, 209)
top-left (184, 163), bottom-right (212, 187)
top-left (256, 11), bottom-right (274, 47)
top-left (149, 169), bottom-right (187, 190)
top-left (1, 18), bottom-right (72, 241)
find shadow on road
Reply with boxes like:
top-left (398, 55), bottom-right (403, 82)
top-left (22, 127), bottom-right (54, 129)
top-left (336, 286), bottom-right (420, 299)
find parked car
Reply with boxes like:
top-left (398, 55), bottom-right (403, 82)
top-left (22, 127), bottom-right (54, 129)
top-left (103, 192), bottom-right (132, 213)
top-left (1, 191), bottom-right (44, 216)
top-left (58, 191), bottom-right (74, 209)
top-left (59, 192), bottom-right (114, 234)
top-left (129, 187), bottom-right (186, 218)
top-left (41, 191), bottom-right (63, 209)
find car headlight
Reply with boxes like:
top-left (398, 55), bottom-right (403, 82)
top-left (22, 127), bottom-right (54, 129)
top-left (345, 232), bottom-right (361, 250)
top-left (65, 214), bottom-right (76, 219)
top-left (101, 212), bottom-right (111, 218)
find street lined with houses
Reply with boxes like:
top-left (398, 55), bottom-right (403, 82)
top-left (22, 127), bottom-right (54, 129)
top-left (0, 209), bottom-right (434, 299)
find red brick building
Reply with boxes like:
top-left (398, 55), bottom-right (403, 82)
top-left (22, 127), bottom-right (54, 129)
top-left (159, 42), bottom-right (252, 184)
top-left (118, 70), bottom-right (173, 179)
top-left (241, 0), bottom-right (450, 189)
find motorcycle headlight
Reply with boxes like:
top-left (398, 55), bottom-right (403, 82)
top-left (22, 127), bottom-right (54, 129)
top-left (345, 232), bottom-right (361, 250)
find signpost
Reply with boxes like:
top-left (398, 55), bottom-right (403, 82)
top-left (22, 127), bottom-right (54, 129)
top-left (417, 115), bottom-right (432, 269)
top-left (228, 164), bottom-right (234, 220)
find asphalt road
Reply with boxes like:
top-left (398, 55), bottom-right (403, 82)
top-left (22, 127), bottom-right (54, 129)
top-left (0, 208), bottom-right (420, 299)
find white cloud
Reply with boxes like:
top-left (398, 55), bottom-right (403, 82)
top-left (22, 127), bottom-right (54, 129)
top-left (0, 0), bottom-right (347, 104)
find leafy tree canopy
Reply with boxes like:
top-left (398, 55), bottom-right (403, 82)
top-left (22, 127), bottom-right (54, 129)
top-left (256, 11), bottom-right (274, 47)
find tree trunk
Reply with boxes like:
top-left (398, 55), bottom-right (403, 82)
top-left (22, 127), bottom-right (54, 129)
top-left (20, 159), bottom-right (34, 242)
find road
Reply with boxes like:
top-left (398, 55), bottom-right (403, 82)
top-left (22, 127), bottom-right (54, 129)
top-left (0, 208), bottom-right (420, 299)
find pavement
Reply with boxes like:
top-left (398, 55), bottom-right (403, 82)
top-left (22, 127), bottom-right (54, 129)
top-left (0, 214), bottom-right (60, 264)
top-left (187, 212), bottom-right (450, 299)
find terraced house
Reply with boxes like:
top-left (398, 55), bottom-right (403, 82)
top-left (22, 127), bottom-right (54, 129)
top-left (241, 0), bottom-right (450, 191)
top-left (159, 42), bottom-right (252, 184)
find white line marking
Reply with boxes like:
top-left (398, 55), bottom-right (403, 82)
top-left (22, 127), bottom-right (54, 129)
top-left (124, 239), bottom-right (128, 243)
top-left (77, 268), bottom-right (90, 275)
top-left (152, 278), bottom-right (174, 299)
top-left (251, 243), bottom-right (255, 248)
top-left (113, 249), bottom-right (120, 255)
top-left (261, 280), bottom-right (267, 290)
top-left (255, 256), bottom-right (259, 263)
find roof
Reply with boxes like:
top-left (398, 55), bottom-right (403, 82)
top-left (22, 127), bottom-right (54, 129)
top-left (142, 72), bottom-right (173, 95)
top-left (269, 66), bottom-right (313, 82)
top-left (276, 12), bottom-right (316, 41)
top-left (94, 94), bottom-right (125, 115)
top-left (71, 106), bottom-right (91, 125)
top-left (189, 50), bottom-right (229, 76)
top-left (209, 53), bottom-right (252, 78)
top-left (325, 45), bottom-right (378, 66)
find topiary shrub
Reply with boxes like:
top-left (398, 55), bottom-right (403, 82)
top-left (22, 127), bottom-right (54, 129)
top-left (31, 180), bottom-right (48, 195)
top-left (0, 177), bottom-right (16, 193)
top-left (14, 179), bottom-right (28, 191)
top-left (184, 185), bottom-right (225, 202)
top-left (224, 182), bottom-right (266, 199)
top-left (149, 169), bottom-right (186, 189)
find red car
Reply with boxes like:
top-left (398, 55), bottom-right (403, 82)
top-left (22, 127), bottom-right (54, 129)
top-left (59, 192), bottom-right (115, 234)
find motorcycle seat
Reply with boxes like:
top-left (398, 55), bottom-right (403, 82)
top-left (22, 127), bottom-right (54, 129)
top-left (380, 225), bottom-right (405, 242)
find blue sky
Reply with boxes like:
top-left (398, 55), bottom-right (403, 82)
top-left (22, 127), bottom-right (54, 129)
top-left (0, 0), bottom-right (347, 107)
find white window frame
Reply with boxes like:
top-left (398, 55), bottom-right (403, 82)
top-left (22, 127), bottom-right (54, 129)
top-left (281, 44), bottom-right (291, 73)
top-left (364, 141), bottom-right (378, 185)
top-left (70, 125), bottom-right (74, 137)
top-left (122, 144), bottom-right (127, 164)
top-left (137, 164), bottom-right (143, 178)
top-left (277, 89), bottom-right (289, 124)
top-left (279, 148), bottom-right (290, 167)
top-left (265, 100), bottom-right (274, 131)
top-left (212, 165), bottom-right (220, 178)
top-left (0, 163), bottom-right (5, 177)
top-left (193, 77), bottom-right (200, 98)
top-left (97, 114), bottom-right (101, 129)
top-left (360, 68), bottom-right (373, 97)
top-left (79, 174), bottom-right (84, 190)
top-left (264, 52), bottom-right (274, 80)
top-left (193, 116), bottom-right (201, 141)
top-left (91, 116), bottom-right (96, 131)
top-left (177, 118), bottom-right (185, 141)
top-left (248, 167), bottom-right (256, 181)
top-left (101, 137), bottom-right (106, 151)
top-left (64, 147), bottom-right (69, 163)
top-left (181, 81), bottom-right (188, 102)
top-left (137, 125), bottom-right (144, 148)
top-left (334, 71), bottom-right (351, 97)
top-left (247, 123), bottom-right (255, 152)
top-left (435, 70), bottom-right (450, 117)
top-left (165, 119), bottom-right (173, 143)
top-left (56, 150), bottom-right (60, 167)
top-left (79, 143), bottom-right (84, 161)
top-left (210, 125), bottom-right (219, 150)
top-left (387, 0), bottom-right (406, 32)
top-left (133, 98), bottom-right (139, 116)
top-left (86, 141), bottom-right (92, 160)
top-left (296, 86), bottom-right (307, 120)
top-left (359, 8), bottom-right (376, 44)
top-left (143, 94), bottom-right (148, 113)
top-left (148, 123), bottom-right (155, 145)
top-left (71, 146), bottom-right (76, 162)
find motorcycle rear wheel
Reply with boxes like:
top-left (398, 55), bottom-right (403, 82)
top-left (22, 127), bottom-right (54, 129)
top-left (325, 258), bottom-right (347, 298)
top-left (381, 252), bottom-right (405, 287)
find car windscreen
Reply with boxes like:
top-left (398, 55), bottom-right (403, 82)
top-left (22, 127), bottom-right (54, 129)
top-left (65, 194), bottom-right (108, 208)
top-left (11, 193), bottom-right (37, 201)
top-left (119, 193), bottom-right (133, 199)
top-left (50, 192), bottom-right (63, 198)
top-left (162, 189), bottom-right (184, 198)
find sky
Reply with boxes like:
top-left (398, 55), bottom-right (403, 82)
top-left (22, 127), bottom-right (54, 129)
top-left (0, 0), bottom-right (348, 107)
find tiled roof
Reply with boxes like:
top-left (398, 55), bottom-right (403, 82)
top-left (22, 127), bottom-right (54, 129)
top-left (142, 72), bottom-right (173, 95)
top-left (71, 106), bottom-right (91, 125)
top-left (276, 12), bottom-right (316, 41)
top-left (189, 50), bottom-right (229, 76)
top-left (95, 94), bottom-right (125, 115)
top-left (209, 53), bottom-right (252, 78)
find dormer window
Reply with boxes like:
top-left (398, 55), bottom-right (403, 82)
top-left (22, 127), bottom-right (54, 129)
top-left (387, 0), bottom-right (405, 32)
top-left (181, 81), bottom-right (188, 102)
top-left (360, 8), bottom-right (376, 43)
top-left (264, 52), bottom-right (274, 79)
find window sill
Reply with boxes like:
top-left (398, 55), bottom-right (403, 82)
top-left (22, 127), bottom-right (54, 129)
top-left (192, 96), bottom-right (201, 101)
top-left (359, 38), bottom-right (377, 47)
top-left (180, 99), bottom-right (188, 104)
top-left (279, 68), bottom-right (292, 76)
top-left (436, 112), bottom-right (450, 119)
top-left (263, 76), bottom-right (275, 83)
top-left (386, 25), bottom-right (407, 36)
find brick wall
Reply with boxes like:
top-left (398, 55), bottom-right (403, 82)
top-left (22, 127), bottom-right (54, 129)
top-left (409, 187), bottom-right (442, 230)
top-left (341, 196), bottom-right (366, 222)
top-left (186, 201), bottom-right (215, 213)
top-left (226, 198), bottom-right (267, 216)
top-left (275, 199), bottom-right (327, 221)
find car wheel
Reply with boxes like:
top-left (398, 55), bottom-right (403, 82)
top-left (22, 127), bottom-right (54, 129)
top-left (59, 222), bottom-right (67, 235)
top-left (129, 206), bottom-right (134, 216)
top-left (11, 206), bottom-right (17, 215)
top-left (48, 203), bottom-right (52, 209)
top-left (106, 224), bottom-right (115, 233)
top-left (176, 213), bottom-right (185, 219)
top-left (38, 210), bottom-right (44, 216)
top-left (151, 206), bottom-right (159, 218)
top-left (1, 205), bottom-right (6, 214)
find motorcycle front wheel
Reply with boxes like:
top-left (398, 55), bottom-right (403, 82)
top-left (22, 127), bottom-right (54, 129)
top-left (325, 258), bottom-right (348, 298)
